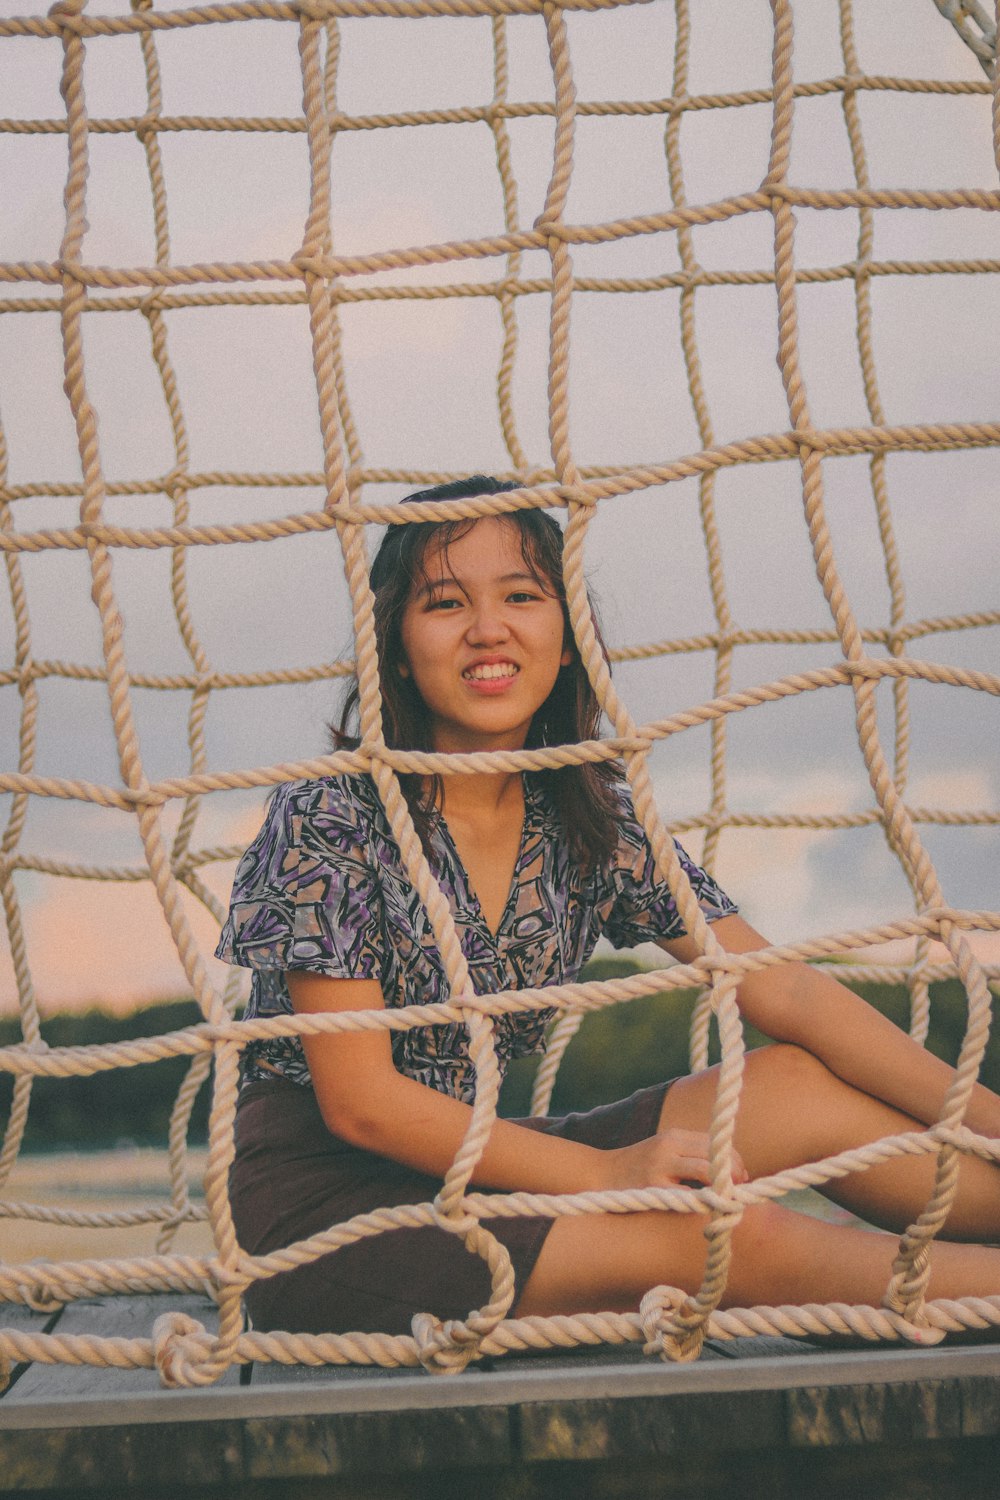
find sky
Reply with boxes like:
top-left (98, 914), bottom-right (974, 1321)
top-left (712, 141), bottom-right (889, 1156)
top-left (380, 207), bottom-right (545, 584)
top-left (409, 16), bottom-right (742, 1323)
top-left (0, 0), bottom-right (998, 1014)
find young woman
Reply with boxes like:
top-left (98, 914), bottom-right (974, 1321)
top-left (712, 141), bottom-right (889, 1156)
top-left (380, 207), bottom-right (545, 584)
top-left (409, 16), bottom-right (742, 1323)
top-left (217, 476), bottom-right (1000, 1337)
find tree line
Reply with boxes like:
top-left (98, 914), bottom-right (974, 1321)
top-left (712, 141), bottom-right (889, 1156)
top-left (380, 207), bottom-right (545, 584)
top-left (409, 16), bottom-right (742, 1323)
top-left (1, 962), bottom-right (996, 1151)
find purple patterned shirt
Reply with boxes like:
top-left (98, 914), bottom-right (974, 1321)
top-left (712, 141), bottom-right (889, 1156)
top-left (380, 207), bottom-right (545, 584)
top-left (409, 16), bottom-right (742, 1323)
top-left (216, 774), bottom-right (736, 1102)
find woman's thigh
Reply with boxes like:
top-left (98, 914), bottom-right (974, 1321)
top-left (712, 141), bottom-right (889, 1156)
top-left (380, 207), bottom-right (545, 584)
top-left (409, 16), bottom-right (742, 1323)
top-left (230, 1078), bottom-right (677, 1335)
top-left (656, 1043), bottom-right (894, 1172)
top-left (516, 1193), bottom-right (1000, 1317)
top-left (656, 1044), bottom-right (1000, 1240)
top-left (231, 1079), bottom-right (555, 1334)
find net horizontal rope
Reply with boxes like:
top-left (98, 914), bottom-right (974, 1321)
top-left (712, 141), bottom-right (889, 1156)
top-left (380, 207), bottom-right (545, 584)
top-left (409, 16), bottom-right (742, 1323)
top-left (1, 0), bottom-right (998, 1386)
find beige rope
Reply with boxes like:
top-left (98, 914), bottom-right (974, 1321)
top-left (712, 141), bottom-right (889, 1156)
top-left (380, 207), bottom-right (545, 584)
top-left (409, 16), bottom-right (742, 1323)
top-left (665, 0), bottom-right (732, 1076)
top-left (1, 0), bottom-right (998, 1388)
top-left (6, 419), bottom-right (1000, 549)
top-left (933, 0), bottom-right (997, 76)
top-left (2, 70), bottom-right (995, 144)
top-left (8, 253), bottom-right (1000, 326)
top-left (838, 0), bottom-right (933, 1050)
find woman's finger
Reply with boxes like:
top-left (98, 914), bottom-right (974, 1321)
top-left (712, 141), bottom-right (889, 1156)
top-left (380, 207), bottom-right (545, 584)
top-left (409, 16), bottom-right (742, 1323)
top-left (657, 1129), bottom-right (750, 1185)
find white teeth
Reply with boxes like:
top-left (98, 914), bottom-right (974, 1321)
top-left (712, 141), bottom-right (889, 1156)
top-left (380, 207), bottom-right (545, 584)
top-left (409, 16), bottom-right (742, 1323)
top-left (464, 663), bottom-right (518, 681)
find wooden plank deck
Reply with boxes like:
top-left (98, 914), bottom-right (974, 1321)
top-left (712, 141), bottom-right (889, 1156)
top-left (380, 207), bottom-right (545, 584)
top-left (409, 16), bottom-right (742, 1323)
top-left (2, 1295), bottom-right (999, 1498)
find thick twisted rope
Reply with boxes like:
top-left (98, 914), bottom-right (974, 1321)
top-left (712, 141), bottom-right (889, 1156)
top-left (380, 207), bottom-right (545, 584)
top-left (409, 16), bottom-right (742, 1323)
top-left (1, 0), bottom-right (998, 1387)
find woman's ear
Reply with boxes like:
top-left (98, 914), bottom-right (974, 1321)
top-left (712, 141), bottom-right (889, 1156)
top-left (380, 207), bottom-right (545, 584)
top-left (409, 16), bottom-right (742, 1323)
top-left (560, 645), bottom-right (572, 667)
top-left (398, 660), bottom-right (411, 678)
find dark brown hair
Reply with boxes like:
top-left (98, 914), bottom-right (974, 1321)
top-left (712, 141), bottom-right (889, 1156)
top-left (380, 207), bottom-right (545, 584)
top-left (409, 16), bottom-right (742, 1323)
top-left (334, 476), bottom-right (624, 870)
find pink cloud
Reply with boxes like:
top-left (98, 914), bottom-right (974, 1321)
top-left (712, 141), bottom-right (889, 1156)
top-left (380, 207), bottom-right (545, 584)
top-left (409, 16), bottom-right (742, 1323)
top-left (11, 874), bottom-right (235, 1017)
top-left (0, 803), bottom-right (270, 1018)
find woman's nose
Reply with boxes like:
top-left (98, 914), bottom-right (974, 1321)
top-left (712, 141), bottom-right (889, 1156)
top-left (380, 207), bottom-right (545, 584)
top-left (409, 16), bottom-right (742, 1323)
top-left (467, 603), bottom-right (510, 643)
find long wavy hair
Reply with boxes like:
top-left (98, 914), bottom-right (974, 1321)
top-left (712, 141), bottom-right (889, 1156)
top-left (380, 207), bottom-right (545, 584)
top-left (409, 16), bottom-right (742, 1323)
top-left (334, 476), bottom-right (624, 870)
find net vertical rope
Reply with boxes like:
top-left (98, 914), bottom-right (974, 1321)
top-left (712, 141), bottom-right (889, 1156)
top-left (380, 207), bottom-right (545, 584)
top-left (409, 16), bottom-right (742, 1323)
top-left (0, 0), bottom-right (998, 1386)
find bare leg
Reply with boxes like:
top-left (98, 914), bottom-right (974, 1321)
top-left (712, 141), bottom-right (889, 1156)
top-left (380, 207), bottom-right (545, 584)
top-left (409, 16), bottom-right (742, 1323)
top-left (658, 1044), bottom-right (1000, 1241)
top-left (516, 1196), bottom-right (1000, 1318)
top-left (517, 1043), bottom-right (1000, 1319)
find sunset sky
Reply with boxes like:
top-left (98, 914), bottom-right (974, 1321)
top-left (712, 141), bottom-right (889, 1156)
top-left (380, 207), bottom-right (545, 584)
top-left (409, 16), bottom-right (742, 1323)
top-left (1, 0), bottom-right (998, 1015)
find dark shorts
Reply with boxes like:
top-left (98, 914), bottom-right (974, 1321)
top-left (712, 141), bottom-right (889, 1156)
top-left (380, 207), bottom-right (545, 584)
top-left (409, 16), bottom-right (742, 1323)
top-left (230, 1075), bottom-right (673, 1335)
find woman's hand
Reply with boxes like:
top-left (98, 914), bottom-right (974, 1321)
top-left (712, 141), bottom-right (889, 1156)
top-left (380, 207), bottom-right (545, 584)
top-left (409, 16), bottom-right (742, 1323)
top-left (601, 1128), bottom-right (749, 1191)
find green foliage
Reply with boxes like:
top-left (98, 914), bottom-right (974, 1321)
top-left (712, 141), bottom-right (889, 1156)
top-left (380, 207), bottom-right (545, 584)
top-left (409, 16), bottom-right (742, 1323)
top-left (0, 1000), bottom-right (208, 1151)
top-left (499, 956), bottom-right (698, 1117)
top-left (1, 969), bottom-right (997, 1149)
top-left (498, 962), bottom-right (1000, 1119)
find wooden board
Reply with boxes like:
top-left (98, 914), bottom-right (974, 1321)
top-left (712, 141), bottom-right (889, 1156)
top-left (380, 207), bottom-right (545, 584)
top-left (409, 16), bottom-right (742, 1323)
top-left (1, 1302), bottom-right (64, 1399)
top-left (2, 1294), bottom-right (240, 1403)
top-left (6, 1347), bottom-right (1000, 1497)
top-left (707, 1334), bottom-right (823, 1359)
top-left (2, 1295), bottom-right (999, 1499)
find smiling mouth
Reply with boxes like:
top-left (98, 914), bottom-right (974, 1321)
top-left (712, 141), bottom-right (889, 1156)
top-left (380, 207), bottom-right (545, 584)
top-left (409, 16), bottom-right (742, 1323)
top-left (462, 663), bottom-right (519, 681)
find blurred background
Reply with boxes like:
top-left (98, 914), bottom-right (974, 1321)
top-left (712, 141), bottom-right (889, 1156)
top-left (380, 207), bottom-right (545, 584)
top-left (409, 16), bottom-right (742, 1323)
top-left (1, 2), bottom-right (997, 1232)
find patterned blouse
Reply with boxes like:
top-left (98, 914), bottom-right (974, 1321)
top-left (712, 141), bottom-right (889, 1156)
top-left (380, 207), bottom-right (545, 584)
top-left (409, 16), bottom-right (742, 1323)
top-left (216, 773), bottom-right (737, 1103)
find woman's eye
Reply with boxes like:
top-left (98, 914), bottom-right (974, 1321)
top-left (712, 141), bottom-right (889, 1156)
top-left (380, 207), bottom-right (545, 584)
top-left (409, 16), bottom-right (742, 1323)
top-left (508, 590), bottom-right (540, 603)
top-left (428, 595), bottom-right (461, 611)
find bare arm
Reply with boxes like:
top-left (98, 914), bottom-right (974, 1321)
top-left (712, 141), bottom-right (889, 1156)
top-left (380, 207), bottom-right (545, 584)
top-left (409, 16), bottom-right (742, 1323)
top-left (660, 914), bottom-right (1000, 1139)
top-left (287, 971), bottom-right (739, 1192)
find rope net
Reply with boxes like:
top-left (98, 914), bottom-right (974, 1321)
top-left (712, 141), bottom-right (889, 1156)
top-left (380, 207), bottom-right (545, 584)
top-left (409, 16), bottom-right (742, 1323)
top-left (1, 0), bottom-right (998, 1386)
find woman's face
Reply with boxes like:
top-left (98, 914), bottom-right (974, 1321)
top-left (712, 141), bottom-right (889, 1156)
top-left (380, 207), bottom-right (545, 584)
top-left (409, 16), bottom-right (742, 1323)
top-left (398, 517), bottom-right (571, 754)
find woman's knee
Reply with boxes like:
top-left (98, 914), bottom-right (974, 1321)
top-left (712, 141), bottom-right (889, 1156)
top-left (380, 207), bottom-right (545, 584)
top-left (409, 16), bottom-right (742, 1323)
top-left (661, 1042), bottom-right (832, 1134)
top-left (744, 1041), bottom-right (831, 1095)
top-left (730, 1199), bottom-right (795, 1260)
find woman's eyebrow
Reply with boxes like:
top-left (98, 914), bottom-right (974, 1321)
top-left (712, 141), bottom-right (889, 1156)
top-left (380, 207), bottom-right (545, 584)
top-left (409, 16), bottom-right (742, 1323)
top-left (415, 569), bottom-right (539, 598)
top-left (415, 575), bottom-right (460, 597)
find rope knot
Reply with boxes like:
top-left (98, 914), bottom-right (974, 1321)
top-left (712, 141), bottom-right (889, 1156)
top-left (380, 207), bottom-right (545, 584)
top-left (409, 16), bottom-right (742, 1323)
top-left (554, 483), bottom-right (596, 509)
top-left (532, 214), bottom-right (570, 242)
top-left (883, 1243), bottom-right (933, 1323)
top-left (207, 1255), bottom-right (253, 1291)
top-left (888, 1311), bottom-right (946, 1347)
top-left (18, 1277), bottom-right (65, 1315)
top-left (351, 740), bottom-right (381, 773)
top-left (430, 1198), bottom-right (479, 1239)
top-left (639, 1285), bottom-right (706, 1363)
top-left (693, 952), bottom-right (746, 984)
top-left (843, 657), bottom-right (884, 681)
top-left (48, 0), bottom-right (87, 32)
top-left (135, 115), bottom-right (160, 147)
top-left (431, 1176), bottom-right (476, 1236)
top-left (160, 465), bottom-right (192, 491)
top-left (789, 426), bottom-right (825, 452)
top-left (54, 257), bottom-right (88, 287)
top-left (290, 252), bottom-right (326, 279)
top-left (140, 287), bottom-right (169, 315)
top-left (411, 1312), bottom-right (476, 1375)
top-left (152, 1311), bottom-right (215, 1388)
top-left (0, 1350), bottom-right (11, 1395)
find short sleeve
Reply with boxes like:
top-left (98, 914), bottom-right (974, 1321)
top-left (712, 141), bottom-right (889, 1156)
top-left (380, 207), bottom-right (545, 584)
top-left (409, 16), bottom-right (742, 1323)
top-left (215, 778), bottom-right (386, 979)
top-left (602, 797), bottom-right (737, 950)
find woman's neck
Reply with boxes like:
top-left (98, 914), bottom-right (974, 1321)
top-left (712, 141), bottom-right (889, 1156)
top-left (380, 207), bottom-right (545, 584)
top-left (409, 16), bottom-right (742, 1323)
top-left (438, 770), bottom-right (523, 830)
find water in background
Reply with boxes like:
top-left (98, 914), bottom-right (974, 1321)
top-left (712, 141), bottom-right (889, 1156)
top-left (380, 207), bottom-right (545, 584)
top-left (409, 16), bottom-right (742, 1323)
top-left (4, 1148), bottom-right (213, 1263)
top-left (3, 1147), bottom-right (860, 1269)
